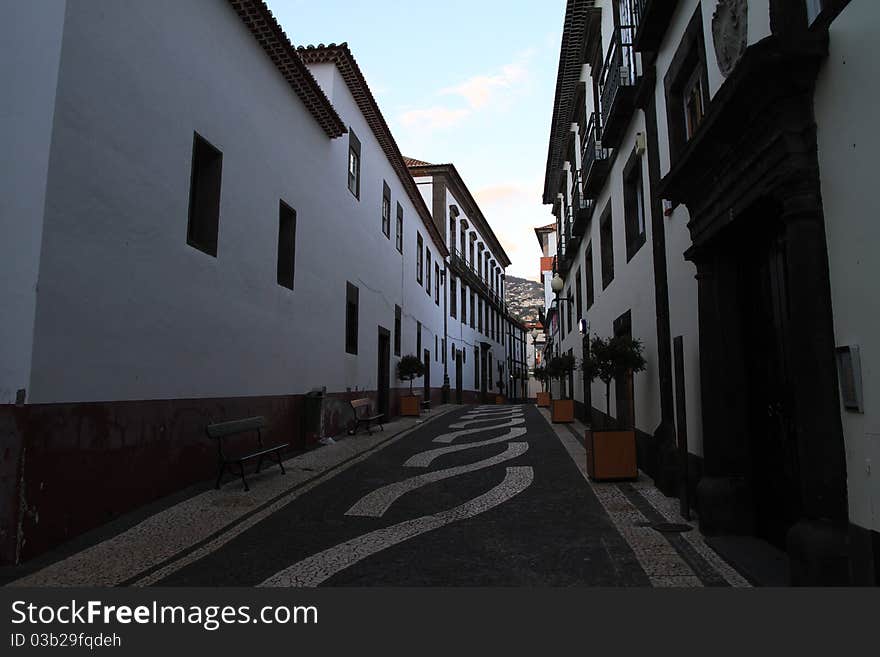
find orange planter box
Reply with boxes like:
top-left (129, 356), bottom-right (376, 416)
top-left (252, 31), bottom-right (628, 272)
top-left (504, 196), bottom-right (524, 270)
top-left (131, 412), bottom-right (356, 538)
top-left (585, 429), bottom-right (638, 481)
top-left (536, 391), bottom-right (551, 408)
top-left (551, 399), bottom-right (574, 423)
top-left (399, 395), bottom-right (421, 417)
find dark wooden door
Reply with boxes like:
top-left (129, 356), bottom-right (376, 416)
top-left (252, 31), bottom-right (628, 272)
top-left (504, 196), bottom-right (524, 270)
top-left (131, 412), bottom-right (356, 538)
top-left (377, 328), bottom-right (390, 421)
top-left (739, 226), bottom-right (801, 548)
top-left (614, 311), bottom-right (635, 429)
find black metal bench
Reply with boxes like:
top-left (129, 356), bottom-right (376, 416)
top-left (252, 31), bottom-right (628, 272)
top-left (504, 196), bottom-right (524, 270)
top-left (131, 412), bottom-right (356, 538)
top-left (420, 398), bottom-right (432, 412)
top-left (348, 398), bottom-right (384, 435)
top-left (206, 416), bottom-right (287, 491)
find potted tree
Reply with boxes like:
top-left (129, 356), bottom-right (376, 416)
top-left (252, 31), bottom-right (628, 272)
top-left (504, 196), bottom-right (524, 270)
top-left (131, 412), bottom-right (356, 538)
top-left (534, 365), bottom-right (551, 407)
top-left (581, 334), bottom-right (647, 481)
top-left (548, 353), bottom-right (577, 423)
top-left (495, 379), bottom-right (506, 405)
top-left (397, 354), bottom-right (425, 417)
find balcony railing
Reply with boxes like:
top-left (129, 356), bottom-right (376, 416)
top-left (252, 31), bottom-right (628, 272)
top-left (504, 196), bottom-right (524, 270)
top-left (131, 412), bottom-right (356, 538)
top-left (571, 176), bottom-right (595, 238)
top-left (630, 0), bottom-right (679, 53)
top-left (581, 113), bottom-right (611, 196)
top-left (598, 26), bottom-right (638, 149)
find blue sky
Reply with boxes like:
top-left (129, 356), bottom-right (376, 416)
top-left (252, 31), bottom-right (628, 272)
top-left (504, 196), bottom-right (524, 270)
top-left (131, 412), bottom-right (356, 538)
top-left (265, 0), bottom-right (567, 280)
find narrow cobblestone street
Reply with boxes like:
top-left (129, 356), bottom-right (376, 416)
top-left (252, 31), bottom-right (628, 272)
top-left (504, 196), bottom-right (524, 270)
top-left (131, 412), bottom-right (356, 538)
top-left (6, 405), bottom-right (747, 588)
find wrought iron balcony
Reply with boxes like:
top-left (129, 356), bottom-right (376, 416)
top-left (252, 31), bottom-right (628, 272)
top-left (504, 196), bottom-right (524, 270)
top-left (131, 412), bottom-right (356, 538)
top-left (581, 113), bottom-right (611, 196)
top-left (448, 247), bottom-right (487, 294)
top-left (570, 177), bottom-right (595, 239)
top-left (599, 27), bottom-right (638, 149)
top-left (631, 0), bottom-right (679, 53)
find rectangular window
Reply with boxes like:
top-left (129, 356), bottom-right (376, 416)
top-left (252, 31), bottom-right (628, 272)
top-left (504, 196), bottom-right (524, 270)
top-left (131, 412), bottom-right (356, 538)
top-left (469, 240), bottom-right (475, 267)
top-left (567, 291), bottom-right (573, 334)
top-left (394, 305), bottom-right (402, 356)
top-left (426, 250), bottom-right (432, 294)
top-left (478, 297), bottom-right (483, 333)
top-left (585, 243), bottom-right (595, 309)
top-left (485, 303), bottom-right (489, 338)
top-left (381, 182), bottom-right (391, 238)
top-left (474, 348), bottom-right (480, 389)
top-left (277, 201), bottom-right (296, 290)
top-left (396, 203), bottom-right (404, 253)
top-left (348, 129), bottom-right (361, 199)
top-left (575, 267), bottom-right (583, 321)
top-left (187, 133), bottom-right (223, 257)
top-left (416, 321), bottom-right (422, 355)
top-left (435, 335), bottom-right (438, 362)
top-left (450, 277), bottom-right (458, 318)
top-left (434, 263), bottom-right (440, 305)
top-left (664, 7), bottom-right (709, 163)
top-left (600, 206), bottom-right (614, 289)
top-left (461, 284), bottom-right (467, 324)
top-left (470, 292), bottom-right (476, 330)
top-left (460, 228), bottom-right (467, 257)
top-left (449, 217), bottom-right (456, 249)
top-left (624, 156), bottom-right (647, 261)
top-left (345, 282), bottom-right (359, 355)
top-left (416, 233), bottom-right (424, 284)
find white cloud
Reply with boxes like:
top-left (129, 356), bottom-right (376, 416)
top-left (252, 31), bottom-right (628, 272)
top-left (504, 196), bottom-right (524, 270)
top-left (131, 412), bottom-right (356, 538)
top-left (440, 49), bottom-right (535, 110)
top-left (399, 107), bottom-right (471, 131)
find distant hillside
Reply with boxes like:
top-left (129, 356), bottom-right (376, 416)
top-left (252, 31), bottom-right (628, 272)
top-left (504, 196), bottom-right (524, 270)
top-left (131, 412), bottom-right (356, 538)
top-left (505, 275), bottom-right (544, 323)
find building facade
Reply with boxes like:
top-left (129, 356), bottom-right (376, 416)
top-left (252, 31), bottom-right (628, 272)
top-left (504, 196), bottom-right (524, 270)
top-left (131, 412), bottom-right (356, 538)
top-left (0, 0), bottom-right (515, 566)
top-left (543, 0), bottom-right (878, 584)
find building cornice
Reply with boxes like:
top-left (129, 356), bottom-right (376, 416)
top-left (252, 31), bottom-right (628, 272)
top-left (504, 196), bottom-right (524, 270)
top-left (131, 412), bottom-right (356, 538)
top-left (298, 44), bottom-right (449, 257)
top-left (543, 1), bottom-right (601, 204)
top-left (407, 163), bottom-right (511, 268)
top-left (227, 0), bottom-right (346, 139)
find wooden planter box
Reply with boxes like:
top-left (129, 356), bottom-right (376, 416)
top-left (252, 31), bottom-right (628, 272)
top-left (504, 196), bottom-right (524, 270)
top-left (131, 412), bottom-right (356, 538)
top-left (495, 395), bottom-right (506, 405)
top-left (399, 395), bottom-right (421, 417)
top-left (585, 429), bottom-right (638, 481)
top-left (551, 399), bottom-right (574, 423)
top-left (536, 391), bottom-right (551, 408)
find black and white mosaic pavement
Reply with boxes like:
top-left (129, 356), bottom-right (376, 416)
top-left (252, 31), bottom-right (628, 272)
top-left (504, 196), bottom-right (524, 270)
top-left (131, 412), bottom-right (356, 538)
top-left (7, 404), bottom-right (747, 587)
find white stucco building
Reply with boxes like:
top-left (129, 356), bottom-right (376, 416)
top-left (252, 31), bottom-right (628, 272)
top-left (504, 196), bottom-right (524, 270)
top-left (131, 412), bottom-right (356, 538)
top-left (543, 0), bottom-right (878, 584)
top-left (0, 0), bottom-right (514, 566)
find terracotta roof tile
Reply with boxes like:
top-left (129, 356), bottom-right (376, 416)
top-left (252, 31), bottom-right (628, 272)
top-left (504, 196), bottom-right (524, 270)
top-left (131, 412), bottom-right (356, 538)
top-left (227, 1), bottom-right (346, 139)
top-left (298, 44), bottom-right (448, 257)
top-left (403, 156), bottom-right (434, 167)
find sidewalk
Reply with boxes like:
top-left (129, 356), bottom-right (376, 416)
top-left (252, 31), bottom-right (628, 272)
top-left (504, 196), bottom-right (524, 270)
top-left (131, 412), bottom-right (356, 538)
top-left (4, 405), bottom-right (458, 587)
top-left (538, 407), bottom-right (751, 587)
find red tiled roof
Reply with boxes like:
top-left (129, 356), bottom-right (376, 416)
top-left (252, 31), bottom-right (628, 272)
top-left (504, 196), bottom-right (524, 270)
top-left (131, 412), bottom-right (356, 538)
top-left (535, 222), bottom-right (557, 231)
top-left (403, 156), bottom-right (434, 167)
top-left (227, 0), bottom-right (346, 139)
top-left (298, 44), bottom-right (448, 257)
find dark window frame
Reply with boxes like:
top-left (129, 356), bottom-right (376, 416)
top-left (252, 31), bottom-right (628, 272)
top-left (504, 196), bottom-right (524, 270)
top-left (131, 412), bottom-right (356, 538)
top-left (276, 201), bottom-right (296, 290)
top-left (623, 150), bottom-right (647, 262)
top-left (585, 242), bottom-right (595, 310)
top-left (394, 305), bottom-right (402, 356)
top-left (348, 129), bottom-right (361, 199)
top-left (434, 263), bottom-right (440, 305)
top-left (663, 7), bottom-right (710, 165)
top-left (416, 233), bottom-right (424, 284)
top-left (426, 249), bottom-right (432, 295)
top-left (450, 276), bottom-right (458, 318)
top-left (381, 181), bottom-right (391, 238)
top-left (575, 266), bottom-right (583, 320)
top-left (396, 203), bottom-right (404, 253)
top-left (416, 321), bottom-right (422, 355)
top-left (345, 282), bottom-right (359, 355)
top-left (600, 201), bottom-right (615, 289)
top-left (187, 133), bottom-right (223, 257)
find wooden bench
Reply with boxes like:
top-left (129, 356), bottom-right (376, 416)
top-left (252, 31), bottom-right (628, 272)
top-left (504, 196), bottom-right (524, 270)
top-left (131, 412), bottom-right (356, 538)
top-left (206, 416), bottom-right (287, 491)
top-left (348, 398), bottom-right (384, 435)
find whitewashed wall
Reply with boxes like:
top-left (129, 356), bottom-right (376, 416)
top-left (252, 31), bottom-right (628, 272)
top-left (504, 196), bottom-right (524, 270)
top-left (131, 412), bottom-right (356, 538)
top-left (0, 1), bottom-right (67, 404)
top-left (26, 0), bottom-right (446, 403)
top-left (814, 0), bottom-right (880, 535)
